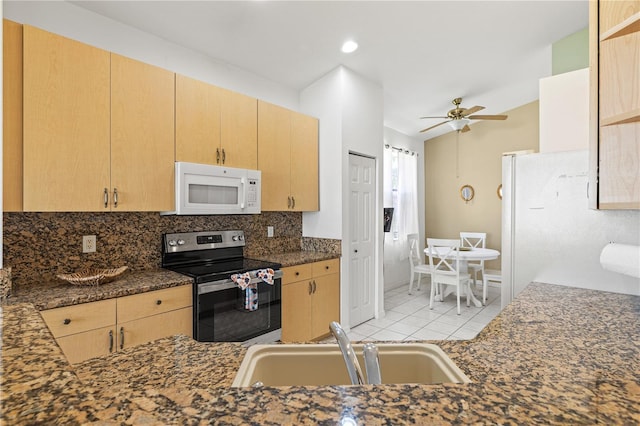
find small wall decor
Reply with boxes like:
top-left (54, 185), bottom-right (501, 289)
top-left (497, 184), bottom-right (503, 200)
top-left (460, 184), bottom-right (475, 203)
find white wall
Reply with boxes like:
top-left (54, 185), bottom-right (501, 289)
top-left (382, 127), bottom-right (425, 290)
top-left (301, 66), bottom-right (385, 328)
top-left (539, 68), bottom-right (589, 153)
top-left (4, 1), bottom-right (298, 109)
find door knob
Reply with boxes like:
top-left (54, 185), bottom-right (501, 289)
top-left (354, 249), bottom-right (358, 253)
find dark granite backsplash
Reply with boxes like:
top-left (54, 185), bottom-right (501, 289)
top-left (3, 212), bottom-right (340, 288)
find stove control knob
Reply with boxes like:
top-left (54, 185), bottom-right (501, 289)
top-left (168, 240), bottom-right (177, 247)
top-left (238, 235), bottom-right (244, 241)
top-left (232, 236), bottom-right (238, 241)
top-left (177, 239), bottom-right (185, 246)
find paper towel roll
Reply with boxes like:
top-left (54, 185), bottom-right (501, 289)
top-left (600, 243), bottom-right (640, 279)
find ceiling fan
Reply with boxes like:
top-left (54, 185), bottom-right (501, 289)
top-left (419, 97), bottom-right (508, 134)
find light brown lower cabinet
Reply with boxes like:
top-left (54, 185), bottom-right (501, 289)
top-left (281, 259), bottom-right (340, 342)
top-left (41, 285), bottom-right (192, 364)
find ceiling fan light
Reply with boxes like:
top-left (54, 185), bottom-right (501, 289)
top-left (448, 118), bottom-right (470, 131)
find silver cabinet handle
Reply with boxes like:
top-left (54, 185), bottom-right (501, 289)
top-left (104, 188), bottom-right (109, 208)
top-left (113, 188), bottom-right (118, 208)
top-left (119, 327), bottom-right (124, 350)
top-left (291, 196), bottom-right (296, 209)
top-left (313, 280), bottom-right (317, 293)
top-left (63, 318), bottom-right (71, 325)
top-left (308, 281), bottom-right (312, 295)
top-left (222, 148), bottom-right (226, 164)
top-left (109, 330), bottom-right (114, 353)
top-left (287, 196), bottom-right (292, 209)
top-left (216, 148), bottom-right (221, 164)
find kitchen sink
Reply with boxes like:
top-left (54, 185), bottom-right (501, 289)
top-left (231, 343), bottom-right (470, 387)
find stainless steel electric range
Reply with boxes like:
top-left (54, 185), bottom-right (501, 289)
top-left (161, 230), bottom-right (282, 343)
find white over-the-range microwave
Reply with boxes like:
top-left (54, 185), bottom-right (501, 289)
top-left (162, 162), bottom-right (261, 215)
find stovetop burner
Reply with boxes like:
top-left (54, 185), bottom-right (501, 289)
top-left (161, 230), bottom-right (281, 284)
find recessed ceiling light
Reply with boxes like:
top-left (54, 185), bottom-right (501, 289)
top-left (341, 40), bottom-right (358, 53)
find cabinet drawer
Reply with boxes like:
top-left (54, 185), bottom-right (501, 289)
top-left (117, 285), bottom-right (191, 323)
top-left (118, 307), bottom-right (193, 350)
top-left (282, 263), bottom-right (313, 284)
top-left (312, 258), bottom-right (340, 277)
top-left (56, 325), bottom-right (116, 364)
top-left (41, 299), bottom-right (116, 338)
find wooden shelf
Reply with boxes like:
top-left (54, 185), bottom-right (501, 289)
top-left (600, 11), bottom-right (640, 41)
top-left (601, 108), bottom-right (640, 126)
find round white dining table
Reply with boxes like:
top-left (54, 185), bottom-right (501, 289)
top-left (424, 247), bottom-right (500, 307)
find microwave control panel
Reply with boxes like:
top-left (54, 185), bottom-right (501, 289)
top-left (247, 179), bottom-right (259, 206)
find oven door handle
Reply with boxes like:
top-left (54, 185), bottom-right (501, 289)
top-left (198, 270), bottom-right (282, 295)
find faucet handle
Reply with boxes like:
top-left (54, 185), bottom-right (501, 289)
top-left (363, 343), bottom-right (382, 385)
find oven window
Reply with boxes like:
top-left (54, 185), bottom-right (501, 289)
top-left (197, 280), bottom-right (281, 342)
top-left (188, 184), bottom-right (238, 205)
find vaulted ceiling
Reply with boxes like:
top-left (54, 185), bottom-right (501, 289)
top-left (70, 1), bottom-right (589, 139)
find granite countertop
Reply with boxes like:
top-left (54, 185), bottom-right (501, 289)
top-left (251, 250), bottom-right (340, 268)
top-left (2, 282), bottom-right (639, 424)
top-left (6, 250), bottom-right (340, 311)
top-left (5, 269), bottom-right (193, 310)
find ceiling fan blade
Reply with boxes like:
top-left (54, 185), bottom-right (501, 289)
top-left (461, 124), bottom-right (471, 133)
top-left (461, 105), bottom-right (484, 116)
top-left (419, 116), bottom-right (448, 119)
top-left (467, 114), bottom-right (508, 120)
top-left (419, 120), bottom-right (449, 133)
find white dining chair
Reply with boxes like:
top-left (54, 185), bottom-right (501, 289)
top-left (460, 232), bottom-right (486, 287)
top-left (427, 238), bottom-right (471, 315)
top-left (408, 233), bottom-right (431, 295)
top-left (482, 269), bottom-right (502, 305)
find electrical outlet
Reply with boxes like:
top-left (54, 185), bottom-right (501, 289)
top-left (267, 226), bottom-right (274, 238)
top-left (83, 235), bottom-right (96, 253)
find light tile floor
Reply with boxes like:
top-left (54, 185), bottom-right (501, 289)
top-left (346, 281), bottom-right (501, 341)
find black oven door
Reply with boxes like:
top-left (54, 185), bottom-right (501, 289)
top-left (195, 274), bottom-right (282, 342)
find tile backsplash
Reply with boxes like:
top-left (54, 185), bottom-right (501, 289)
top-left (3, 212), bottom-right (339, 288)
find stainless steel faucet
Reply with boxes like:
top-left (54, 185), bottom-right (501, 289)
top-left (329, 321), bottom-right (382, 385)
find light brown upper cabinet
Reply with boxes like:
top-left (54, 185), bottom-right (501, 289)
top-left (258, 100), bottom-right (319, 211)
top-left (22, 24), bottom-right (175, 212)
top-left (176, 74), bottom-right (257, 169)
top-left (3, 20), bottom-right (23, 212)
top-left (111, 54), bottom-right (175, 211)
top-left (589, 0), bottom-right (640, 209)
top-left (23, 25), bottom-right (111, 212)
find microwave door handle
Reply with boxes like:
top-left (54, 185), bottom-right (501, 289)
top-left (240, 177), bottom-right (246, 209)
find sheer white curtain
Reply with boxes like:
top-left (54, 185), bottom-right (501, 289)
top-left (383, 148), bottom-right (419, 264)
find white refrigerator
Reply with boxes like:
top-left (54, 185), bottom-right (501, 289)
top-left (501, 150), bottom-right (640, 308)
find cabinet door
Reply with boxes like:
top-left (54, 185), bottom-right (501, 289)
top-left (41, 299), bottom-right (117, 338)
top-left (176, 74), bottom-right (221, 165)
top-left (258, 100), bottom-right (291, 211)
top-left (111, 54), bottom-right (175, 211)
top-left (56, 326), bottom-right (117, 364)
top-left (117, 285), bottom-right (192, 324)
top-left (220, 88), bottom-right (258, 169)
top-left (290, 112), bottom-right (319, 211)
top-left (281, 279), bottom-right (313, 342)
top-left (23, 25), bottom-right (110, 211)
top-left (3, 20), bottom-right (23, 212)
top-left (311, 258), bottom-right (340, 278)
top-left (590, 0), bottom-right (640, 209)
top-left (118, 307), bottom-right (192, 350)
top-left (311, 273), bottom-right (340, 340)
